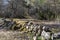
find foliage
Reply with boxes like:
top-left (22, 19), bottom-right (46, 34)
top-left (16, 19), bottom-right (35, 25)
top-left (0, 0), bottom-right (59, 20)
top-left (38, 8), bottom-right (56, 20)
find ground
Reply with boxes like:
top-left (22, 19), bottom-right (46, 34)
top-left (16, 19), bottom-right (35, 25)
top-left (0, 29), bottom-right (31, 40)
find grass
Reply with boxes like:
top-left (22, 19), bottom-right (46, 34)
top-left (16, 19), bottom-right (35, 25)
top-left (0, 29), bottom-right (30, 40)
top-left (37, 36), bottom-right (41, 40)
top-left (0, 29), bottom-right (60, 40)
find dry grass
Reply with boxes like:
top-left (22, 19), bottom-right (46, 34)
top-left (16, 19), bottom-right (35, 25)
top-left (0, 29), bottom-right (30, 40)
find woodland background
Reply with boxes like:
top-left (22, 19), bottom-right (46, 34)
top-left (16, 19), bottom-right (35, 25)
top-left (0, 0), bottom-right (60, 21)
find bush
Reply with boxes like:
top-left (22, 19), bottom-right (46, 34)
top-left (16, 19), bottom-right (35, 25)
top-left (38, 8), bottom-right (56, 20)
